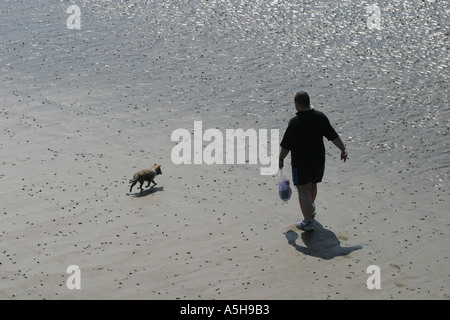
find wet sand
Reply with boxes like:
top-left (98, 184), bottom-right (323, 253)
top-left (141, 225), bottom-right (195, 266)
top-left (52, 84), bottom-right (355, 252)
top-left (1, 1), bottom-right (449, 300)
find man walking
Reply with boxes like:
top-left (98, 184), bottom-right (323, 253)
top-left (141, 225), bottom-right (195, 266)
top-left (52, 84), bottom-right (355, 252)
top-left (279, 91), bottom-right (347, 231)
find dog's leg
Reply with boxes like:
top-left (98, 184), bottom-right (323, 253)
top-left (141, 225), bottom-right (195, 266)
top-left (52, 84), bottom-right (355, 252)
top-left (130, 180), bottom-right (137, 192)
top-left (145, 180), bottom-right (151, 188)
top-left (151, 180), bottom-right (157, 188)
top-left (139, 181), bottom-right (144, 193)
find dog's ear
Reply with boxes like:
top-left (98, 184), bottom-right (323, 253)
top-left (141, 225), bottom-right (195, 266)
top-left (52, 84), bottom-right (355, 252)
top-left (154, 163), bottom-right (157, 166)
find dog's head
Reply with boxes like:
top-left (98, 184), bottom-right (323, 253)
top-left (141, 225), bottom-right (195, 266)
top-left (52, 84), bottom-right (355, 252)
top-left (153, 164), bottom-right (162, 175)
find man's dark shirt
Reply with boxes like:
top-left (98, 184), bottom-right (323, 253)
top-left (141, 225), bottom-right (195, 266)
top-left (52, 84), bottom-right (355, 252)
top-left (280, 109), bottom-right (338, 169)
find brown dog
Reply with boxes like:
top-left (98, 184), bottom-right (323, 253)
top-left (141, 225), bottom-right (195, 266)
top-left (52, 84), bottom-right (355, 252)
top-left (129, 164), bottom-right (162, 193)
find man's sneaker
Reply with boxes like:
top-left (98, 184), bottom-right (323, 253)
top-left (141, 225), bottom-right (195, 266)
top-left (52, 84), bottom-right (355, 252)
top-left (296, 220), bottom-right (315, 231)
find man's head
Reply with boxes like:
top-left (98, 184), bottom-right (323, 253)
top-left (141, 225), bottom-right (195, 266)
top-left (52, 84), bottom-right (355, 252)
top-left (294, 91), bottom-right (310, 110)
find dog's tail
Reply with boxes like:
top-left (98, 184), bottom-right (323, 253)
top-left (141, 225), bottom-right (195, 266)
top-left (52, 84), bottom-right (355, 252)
top-left (130, 173), bottom-right (138, 184)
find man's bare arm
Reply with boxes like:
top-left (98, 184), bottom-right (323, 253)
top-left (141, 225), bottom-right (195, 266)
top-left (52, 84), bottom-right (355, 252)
top-left (279, 147), bottom-right (290, 168)
top-left (332, 137), bottom-right (348, 162)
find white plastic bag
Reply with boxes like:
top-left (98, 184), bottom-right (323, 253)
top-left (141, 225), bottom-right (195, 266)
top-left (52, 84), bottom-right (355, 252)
top-left (278, 168), bottom-right (292, 202)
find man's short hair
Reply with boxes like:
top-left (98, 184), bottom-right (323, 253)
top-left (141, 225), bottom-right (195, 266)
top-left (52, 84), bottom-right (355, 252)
top-left (294, 91), bottom-right (310, 107)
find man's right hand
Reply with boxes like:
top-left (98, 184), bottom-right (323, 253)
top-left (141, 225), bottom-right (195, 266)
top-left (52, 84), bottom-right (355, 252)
top-left (341, 150), bottom-right (348, 162)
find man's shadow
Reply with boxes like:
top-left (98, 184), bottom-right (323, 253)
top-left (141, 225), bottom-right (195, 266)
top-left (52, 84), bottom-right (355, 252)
top-left (129, 186), bottom-right (164, 198)
top-left (285, 221), bottom-right (362, 260)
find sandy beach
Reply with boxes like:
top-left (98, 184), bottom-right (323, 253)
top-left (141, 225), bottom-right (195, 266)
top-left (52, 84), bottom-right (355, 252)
top-left (1, 1), bottom-right (449, 300)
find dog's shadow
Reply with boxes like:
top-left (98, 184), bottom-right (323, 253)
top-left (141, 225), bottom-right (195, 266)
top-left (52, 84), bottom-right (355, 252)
top-left (285, 221), bottom-right (362, 260)
top-left (129, 186), bottom-right (164, 198)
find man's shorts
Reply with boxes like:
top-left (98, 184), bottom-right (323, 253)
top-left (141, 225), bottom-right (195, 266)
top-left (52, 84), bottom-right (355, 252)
top-left (292, 166), bottom-right (325, 186)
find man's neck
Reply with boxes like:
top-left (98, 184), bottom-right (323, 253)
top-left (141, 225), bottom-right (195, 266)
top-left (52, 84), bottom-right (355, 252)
top-left (297, 106), bottom-right (312, 112)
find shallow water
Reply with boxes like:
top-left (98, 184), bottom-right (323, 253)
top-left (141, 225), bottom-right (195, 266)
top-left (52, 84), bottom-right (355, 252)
top-left (0, 0), bottom-right (449, 301)
top-left (1, 0), bottom-right (448, 187)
